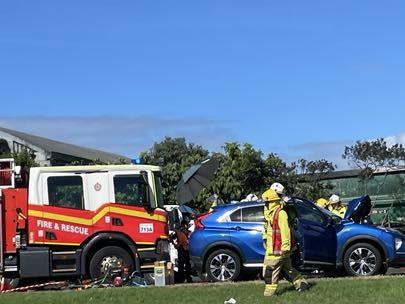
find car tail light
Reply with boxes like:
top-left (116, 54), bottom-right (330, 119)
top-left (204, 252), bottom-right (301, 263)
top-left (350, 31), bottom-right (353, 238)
top-left (194, 211), bottom-right (212, 230)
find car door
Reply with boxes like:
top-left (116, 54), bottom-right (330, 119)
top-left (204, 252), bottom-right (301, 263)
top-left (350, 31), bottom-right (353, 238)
top-left (293, 198), bottom-right (337, 266)
top-left (229, 205), bottom-right (265, 264)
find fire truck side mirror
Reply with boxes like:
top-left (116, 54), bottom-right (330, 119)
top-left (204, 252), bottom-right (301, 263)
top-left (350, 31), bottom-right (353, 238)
top-left (15, 166), bottom-right (22, 175)
top-left (140, 170), bottom-right (154, 210)
top-left (140, 170), bottom-right (148, 184)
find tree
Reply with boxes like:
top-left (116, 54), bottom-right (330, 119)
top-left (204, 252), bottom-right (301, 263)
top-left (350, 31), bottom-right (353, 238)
top-left (140, 137), bottom-right (209, 206)
top-left (343, 139), bottom-right (405, 192)
top-left (292, 159), bottom-right (336, 201)
top-left (11, 150), bottom-right (39, 167)
top-left (343, 139), bottom-right (405, 225)
top-left (0, 139), bottom-right (11, 157)
top-left (263, 153), bottom-right (296, 193)
top-left (343, 138), bottom-right (405, 176)
top-left (208, 143), bottom-right (268, 204)
top-left (141, 137), bottom-right (339, 212)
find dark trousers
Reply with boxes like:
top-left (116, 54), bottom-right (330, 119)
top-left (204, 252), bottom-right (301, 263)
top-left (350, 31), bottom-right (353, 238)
top-left (177, 247), bottom-right (192, 283)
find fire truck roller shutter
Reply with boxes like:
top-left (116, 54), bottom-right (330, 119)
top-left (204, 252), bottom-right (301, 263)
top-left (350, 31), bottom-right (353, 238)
top-left (80, 232), bottom-right (140, 277)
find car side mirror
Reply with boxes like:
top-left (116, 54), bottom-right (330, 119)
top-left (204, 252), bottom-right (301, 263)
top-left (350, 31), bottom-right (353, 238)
top-left (140, 197), bottom-right (152, 210)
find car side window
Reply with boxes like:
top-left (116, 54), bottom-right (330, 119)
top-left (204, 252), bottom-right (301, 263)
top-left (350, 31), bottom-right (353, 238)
top-left (230, 209), bottom-right (241, 222)
top-left (242, 206), bottom-right (264, 222)
top-left (295, 202), bottom-right (324, 224)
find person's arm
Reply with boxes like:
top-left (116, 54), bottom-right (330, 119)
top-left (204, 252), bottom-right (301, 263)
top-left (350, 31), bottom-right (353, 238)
top-left (278, 210), bottom-right (291, 253)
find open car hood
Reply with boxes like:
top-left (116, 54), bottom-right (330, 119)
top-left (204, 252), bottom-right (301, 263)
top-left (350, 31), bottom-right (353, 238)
top-left (343, 195), bottom-right (372, 222)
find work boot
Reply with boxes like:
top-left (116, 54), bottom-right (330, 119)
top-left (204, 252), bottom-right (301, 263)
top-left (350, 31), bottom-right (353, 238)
top-left (298, 281), bottom-right (310, 292)
top-left (264, 284), bottom-right (277, 297)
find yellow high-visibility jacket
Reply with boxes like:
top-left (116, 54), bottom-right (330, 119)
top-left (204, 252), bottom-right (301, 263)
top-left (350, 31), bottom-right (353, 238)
top-left (331, 204), bottom-right (347, 218)
top-left (262, 189), bottom-right (291, 258)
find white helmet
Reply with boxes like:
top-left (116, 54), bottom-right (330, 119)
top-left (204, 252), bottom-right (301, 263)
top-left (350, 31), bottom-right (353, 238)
top-left (270, 182), bottom-right (285, 195)
top-left (329, 194), bottom-right (340, 204)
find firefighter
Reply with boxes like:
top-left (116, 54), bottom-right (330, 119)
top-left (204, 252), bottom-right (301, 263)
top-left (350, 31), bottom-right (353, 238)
top-left (175, 220), bottom-right (193, 283)
top-left (315, 198), bottom-right (328, 209)
top-left (262, 183), bottom-right (309, 297)
top-left (328, 194), bottom-right (347, 218)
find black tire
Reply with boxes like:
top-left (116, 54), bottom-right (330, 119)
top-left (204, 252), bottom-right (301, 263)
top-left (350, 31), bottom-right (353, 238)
top-left (89, 246), bottom-right (134, 280)
top-left (343, 243), bottom-right (382, 276)
top-left (205, 249), bottom-right (241, 282)
top-left (380, 263), bottom-right (388, 275)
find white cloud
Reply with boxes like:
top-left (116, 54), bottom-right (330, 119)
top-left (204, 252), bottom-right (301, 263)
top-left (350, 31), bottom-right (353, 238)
top-left (275, 132), bottom-right (405, 170)
top-left (0, 116), bottom-right (237, 157)
top-left (3, 116), bottom-right (405, 171)
top-left (384, 133), bottom-right (405, 147)
top-left (270, 140), bottom-right (352, 169)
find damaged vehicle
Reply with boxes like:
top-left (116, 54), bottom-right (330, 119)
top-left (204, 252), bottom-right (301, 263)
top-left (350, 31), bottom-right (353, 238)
top-left (189, 195), bottom-right (405, 282)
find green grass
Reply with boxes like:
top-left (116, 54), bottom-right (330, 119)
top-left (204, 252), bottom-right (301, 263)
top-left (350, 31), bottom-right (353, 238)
top-left (1, 276), bottom-right (405, 304)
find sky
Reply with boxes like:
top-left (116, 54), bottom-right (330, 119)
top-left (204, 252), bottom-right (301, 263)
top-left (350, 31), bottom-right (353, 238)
top-left (1, 1), bottom-right (405, 169)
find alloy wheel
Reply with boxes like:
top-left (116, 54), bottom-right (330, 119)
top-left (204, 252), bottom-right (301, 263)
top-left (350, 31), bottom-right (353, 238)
top-left (209, 253), bottom-right (236, 281)
top-left (348, 247), bottom-right (377, 276)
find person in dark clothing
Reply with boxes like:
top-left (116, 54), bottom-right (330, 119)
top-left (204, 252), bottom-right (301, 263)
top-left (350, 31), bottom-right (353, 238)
top-left (175, 220), bottom-right (193, 283)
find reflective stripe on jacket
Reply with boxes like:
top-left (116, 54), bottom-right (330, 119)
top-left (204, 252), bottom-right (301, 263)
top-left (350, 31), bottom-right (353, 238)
top-left (272, 208), bottom-right (283, 255)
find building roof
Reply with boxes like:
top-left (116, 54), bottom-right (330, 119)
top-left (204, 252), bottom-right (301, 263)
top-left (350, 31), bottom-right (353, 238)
top-left (0, 126), bottom-right (129, 164)
top-left (318, 166), bottom-right (405, 180)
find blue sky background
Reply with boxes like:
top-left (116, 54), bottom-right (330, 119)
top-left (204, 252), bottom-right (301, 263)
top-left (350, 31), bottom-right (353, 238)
top-left (1, 1), bottom-right (405, 168)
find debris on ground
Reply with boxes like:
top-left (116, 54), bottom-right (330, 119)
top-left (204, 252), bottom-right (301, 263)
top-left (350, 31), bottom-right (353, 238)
top-left (1, 271), bottom-right (148, 293)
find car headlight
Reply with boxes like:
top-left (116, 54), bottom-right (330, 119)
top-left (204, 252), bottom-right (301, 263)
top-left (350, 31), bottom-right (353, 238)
top-left (395, 238), bottom-right (403, 251)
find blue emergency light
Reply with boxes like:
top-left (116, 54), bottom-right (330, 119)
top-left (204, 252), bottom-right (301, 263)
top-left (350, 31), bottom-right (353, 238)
top-left (131, 158), bottom-right (142, 164)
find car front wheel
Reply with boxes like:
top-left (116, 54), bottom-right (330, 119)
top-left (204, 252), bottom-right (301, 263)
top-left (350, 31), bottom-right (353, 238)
top-left (205, 249), bottom-right (241, 282)
top-left (343, 243), bottom-right (382, 276)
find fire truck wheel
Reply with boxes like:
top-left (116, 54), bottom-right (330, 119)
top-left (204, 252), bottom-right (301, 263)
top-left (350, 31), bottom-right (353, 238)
top-left (89, 246), bottom-right (134, 280)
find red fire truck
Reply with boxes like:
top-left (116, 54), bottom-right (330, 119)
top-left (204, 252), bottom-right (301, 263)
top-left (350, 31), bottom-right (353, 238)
top-left (0, 158), bottom-right (169, 285)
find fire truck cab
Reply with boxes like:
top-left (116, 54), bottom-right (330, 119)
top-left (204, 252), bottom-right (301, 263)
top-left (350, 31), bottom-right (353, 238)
top-left (0, 158), bottom-right (169, 282)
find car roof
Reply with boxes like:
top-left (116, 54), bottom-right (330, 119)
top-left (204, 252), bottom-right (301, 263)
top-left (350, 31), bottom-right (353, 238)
top-left (213, 196), bottom-right (313, 210)
top-left (213, 200), bottom-right (263, 211)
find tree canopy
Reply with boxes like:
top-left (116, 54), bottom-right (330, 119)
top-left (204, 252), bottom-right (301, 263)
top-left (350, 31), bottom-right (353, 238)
top-left (343, 138), bottom-right (405, 197)
top-left (140, 137), bottom-right (209, 207)
top-left (141, 138), bottom-right (337, 211)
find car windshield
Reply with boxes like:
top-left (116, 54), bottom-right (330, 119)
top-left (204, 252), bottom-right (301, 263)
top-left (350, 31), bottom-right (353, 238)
top-left (319, 206), bottom-right (342, 223)
top-left (293, 197), bottom-right (342, 224)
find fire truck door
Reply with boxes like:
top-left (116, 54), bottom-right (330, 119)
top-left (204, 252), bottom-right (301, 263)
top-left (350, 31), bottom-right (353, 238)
top-left (85, 173), bottom-right (111, 230)
top-left (37, 173), bottom-right (90, 246)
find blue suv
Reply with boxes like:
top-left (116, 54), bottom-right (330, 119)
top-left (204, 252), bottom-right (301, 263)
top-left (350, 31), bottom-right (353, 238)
top-left (189, 196), bottom-right (405, 282)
